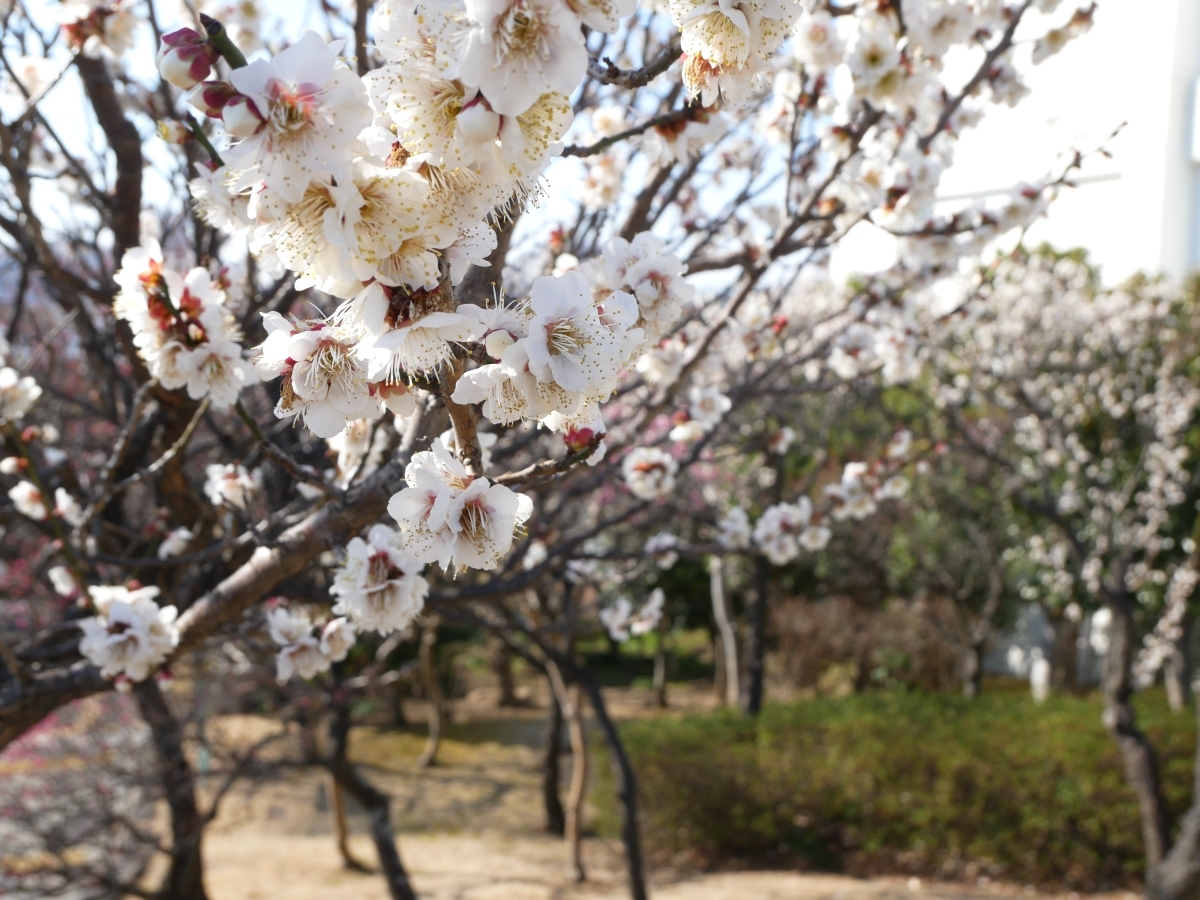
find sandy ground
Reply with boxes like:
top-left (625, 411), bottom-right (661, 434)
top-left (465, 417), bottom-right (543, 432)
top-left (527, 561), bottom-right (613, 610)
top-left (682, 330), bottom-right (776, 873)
top-left (2, 682), bottom-right (1135, 900)
top-left (192, 683), bottom-right (1131, 900)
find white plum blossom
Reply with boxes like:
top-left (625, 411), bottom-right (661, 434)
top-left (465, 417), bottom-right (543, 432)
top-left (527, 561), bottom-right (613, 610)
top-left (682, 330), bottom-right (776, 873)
top-left (826, 462), bottom-right (878, 521)
top-left (9, 480), bottom-right (47, 521)
top-left (599, 589), bottom-right (665, 642)
top-left (217, 32), bottom-right (373, 204)
top-left (158, 527), bottom-right (195, 559)
top-left (0, 365), bottom-right (42, 425)
top-left (47, 565), bottom-right (78, 597)
top-left (645, 532), bottom-right (682, 569)
top-left (753, 498), bottom-right (813, 565)
top-left (459, 0), bottom-right (589, 117)
top-left (204, 463), bottom-right (258, 509)
top-left (387, 437), bottom-right (533, 571)
top-left (54, 488), bottom-right (86, 528)
top-left (622, 447), bottom-right (678, 500)
top-left (78, 585), bottom-right (179, 682)
top-left (266, 605), bottom-right (356, 682)
top-left (331, 524), bottom-right (429, 634)
top-left (717, 506), bottom-right (752, 550)
top-left (254, 313), bottom-right (381, 439)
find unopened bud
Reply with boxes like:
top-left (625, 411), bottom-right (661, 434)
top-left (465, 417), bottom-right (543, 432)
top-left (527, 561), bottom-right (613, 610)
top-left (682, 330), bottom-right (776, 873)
top-left (222, 94), bottom-right (265, 137)
top-left (157, 119), bottom-right (192, 144)
top-left (156, 28), bottom-right (219, 91)
top-left (484, 329), bottom-right (515, 359)
top-left (457, 100), bottom-right (500, 143)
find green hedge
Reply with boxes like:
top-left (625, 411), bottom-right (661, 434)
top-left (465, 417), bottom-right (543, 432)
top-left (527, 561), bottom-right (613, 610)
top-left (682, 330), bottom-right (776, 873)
top-left (593, 689), bottom-right (1196, 890)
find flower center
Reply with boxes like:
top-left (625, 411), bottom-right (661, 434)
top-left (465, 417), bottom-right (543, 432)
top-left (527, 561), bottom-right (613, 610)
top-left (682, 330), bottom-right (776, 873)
top-left (459, 498), bottom-right (491, 545)
top-left (496, 1), bottom-right (551, 64)
top-left (546, 318), bottom-right (588, 359)
top-left (269, 86), bottom-right (315, 133)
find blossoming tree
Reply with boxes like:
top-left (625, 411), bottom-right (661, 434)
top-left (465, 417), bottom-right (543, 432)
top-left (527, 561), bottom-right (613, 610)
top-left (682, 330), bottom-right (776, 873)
top-left (0, 0), bottom-right (1100, 897)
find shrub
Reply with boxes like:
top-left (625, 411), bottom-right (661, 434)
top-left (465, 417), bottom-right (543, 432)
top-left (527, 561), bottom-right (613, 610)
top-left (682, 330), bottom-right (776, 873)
top-left (594, 689), bottom-right (1195, 890)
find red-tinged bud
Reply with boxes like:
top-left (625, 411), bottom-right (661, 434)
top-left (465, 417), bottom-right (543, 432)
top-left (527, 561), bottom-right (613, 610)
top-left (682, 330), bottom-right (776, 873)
top-left (156, 28), bottom-right (219, 90)
top-left (265, 595), bottom-right (287, 610)
top-left (935, 441), bottom-right (948, 454)
top-left (671, 410), bottom-right (690, 426)
top-left (114, 674), bottom-right (133, 693)
top-left (156, 669), bottom-right (176, 685)
top-left (564, 427), bottom-right (598, 455)
top-left (157, 119), bottom-right (192, 145)
top-left (188, 80), bottom-right (240, 118)
top-left (222, 94), bottom-right (266, 137)
top-left (127, 579), bottom-right (143, 590)
top-left (771, 315), bottom-right (788, 336)
top-left (21, 425), bottom-right (38, 442)
top-left (51, 538), bottom-right (64, 551)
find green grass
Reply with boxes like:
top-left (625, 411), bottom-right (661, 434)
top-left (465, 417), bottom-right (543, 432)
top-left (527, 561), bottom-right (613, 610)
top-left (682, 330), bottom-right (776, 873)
top-left (593, 688), bottom-right (1196, 890)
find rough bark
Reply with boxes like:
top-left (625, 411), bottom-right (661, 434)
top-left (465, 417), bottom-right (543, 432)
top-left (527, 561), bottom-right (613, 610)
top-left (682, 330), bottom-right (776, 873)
top-left (546, 661), bottom-right (587, 881)
top-left (1103, 601), bottom-right (1171, 868)
top-left (417, 621), bottom-right (443, 769)
top-left (133, 680), bottom-right (209, 900)
top-left (1165, 622), bottom-right (1191, 713)
top-left (0, 453), bottom-right (413, 753)
top-left (1147, 692), bottom-right (1200, 900)
top-left (576, 667), bottom-right (648, 900)
top-left (652, 614), bottom-right (669, 709)
top-left (331, 776), bottom-right (372, 873)
top-left (327, 699), bottom-right (418, 900)
top-left (962, 643), bottom-right (983, 699)
top-left (541, 684), bottom-right (566, 837)
top-left (741, 554), bottom-right (770, 716)
top-left (710, 556), bottom-right (740, 707)
top-left (490, 634), bottom-right (518, 707)
top-left (1052, 614), bottom-right (1081, 693)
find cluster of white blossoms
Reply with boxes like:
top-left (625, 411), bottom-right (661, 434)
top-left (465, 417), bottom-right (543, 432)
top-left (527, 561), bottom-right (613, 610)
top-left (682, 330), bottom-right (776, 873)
top-left (751, 497), bottom-right (830, 565)
top-left (78, 585), bottom-right (180, 684)
top-left (930, 252), bottom-right (1200, 603)
top-left (331, 524), bottom-right (429, 634)
top-left (113, 241), bottom-right (253, 409)
top-left (203, 463), bottom-right (259, 509)
top-left (622, 447), bottom-right (679, 500)
top-left (670, 0), bottom-right (797, 105)
top-left (451, 269), bottom-right (642, 436)
top-left (0, 337), bottom-right (41, 427)
top-left (714, 429), bottom-right (916, 564)
top-left (600, 588), bottom-right (665, 642)
top-left (266, 604), bottom-right (356, 682)
top-left (670, 385), bottom-right (733, 443)
top-left (387, 437), bottom-right (533, 572)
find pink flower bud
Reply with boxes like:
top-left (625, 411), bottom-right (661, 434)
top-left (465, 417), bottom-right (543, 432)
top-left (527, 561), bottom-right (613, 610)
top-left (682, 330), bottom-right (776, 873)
top-left (222, 94), bottom-right (266, 138)
top-left (187, 80), bottom-right (240, 118)
top-left (156, 28), bottom-right (219, 91)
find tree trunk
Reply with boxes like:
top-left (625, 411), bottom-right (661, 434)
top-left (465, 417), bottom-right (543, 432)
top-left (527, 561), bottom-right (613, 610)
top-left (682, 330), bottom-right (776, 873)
top-left (541, 683), bottom-right (566, 837)
top-left (546, 661), bottom-right (587, 881)
top-left (331, 776), bottom-right (372, 872)
top-left (576, 667), bottom-right (648, 900)
top-left (1052, 614), bottom-right (1080, 692)
top-left (741, 554), bottom-right (770, 716)
top-left (490, 634), bottom-right (519, 707)
top-left (1103, 601), bottom-right (1171, 869)
top-left (133, 680), bottom-right (209, 900)
top-left (327, 698), bottom-right (418, 900)
top-left (1146, 691), bottom-right (1200, 900)
top-left (1164, 618), bottom-right (1191, 714)
top-left (417, 622), bottom-right (443, 769)
top-left (962, 643), bottom-right (983, 699)
top-left (710, 556), bottom-right (740, 707)
top-left (652, 614), bottom-right (669, 709)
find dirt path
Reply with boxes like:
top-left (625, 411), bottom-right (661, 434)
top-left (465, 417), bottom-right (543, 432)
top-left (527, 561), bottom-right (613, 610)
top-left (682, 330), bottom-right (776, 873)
top-left (196, 684), bottom-right (1128, 900)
